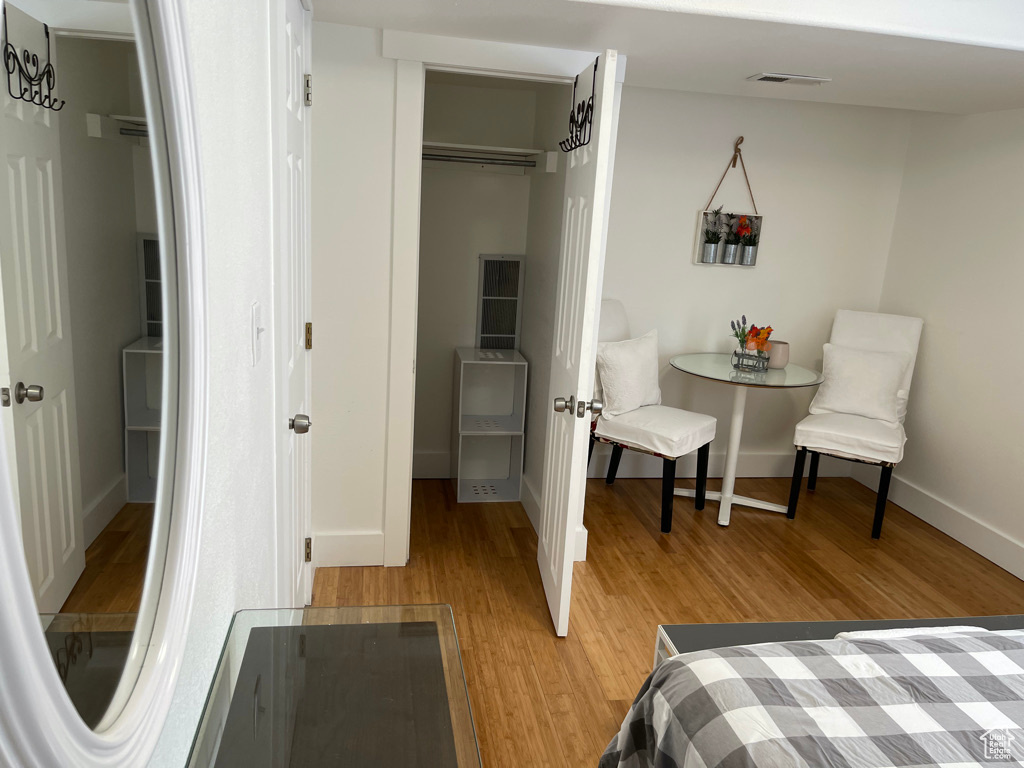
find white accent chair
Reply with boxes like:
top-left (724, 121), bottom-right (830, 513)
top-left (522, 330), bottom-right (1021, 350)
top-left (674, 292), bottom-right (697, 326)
top-left (787, 310), bottom-right (924, 539)
top-left (588, 300), bottom-right (717, 533)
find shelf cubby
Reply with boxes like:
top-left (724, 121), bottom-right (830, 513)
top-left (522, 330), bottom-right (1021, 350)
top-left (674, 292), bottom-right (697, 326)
top-left (451, 347), bottom-right (527, 503)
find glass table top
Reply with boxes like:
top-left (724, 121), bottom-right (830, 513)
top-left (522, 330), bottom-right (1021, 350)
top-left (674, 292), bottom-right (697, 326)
top-left (670, 352), bottom-right (823, 388)
top-left (189, 605), bottom-right (480, 768)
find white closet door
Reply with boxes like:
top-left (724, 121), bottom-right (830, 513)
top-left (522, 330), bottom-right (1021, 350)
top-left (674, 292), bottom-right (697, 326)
top-left (537, 51), bottom-right (619, 637)
top-left (0, 6), bottom-right (85, 613)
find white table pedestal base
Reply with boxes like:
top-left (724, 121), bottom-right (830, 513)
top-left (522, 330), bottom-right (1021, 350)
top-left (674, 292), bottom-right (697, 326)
top-left (673, 488), bottom-right (789, 524)
top-left (672, 384), bottom-right (788, 526)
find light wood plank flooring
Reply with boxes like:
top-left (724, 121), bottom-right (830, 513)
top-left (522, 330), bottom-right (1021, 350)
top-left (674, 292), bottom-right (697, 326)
top-left (60, 503), bottom-right (153, 614)
top-left (313, 477), bottom-right (1024, 768)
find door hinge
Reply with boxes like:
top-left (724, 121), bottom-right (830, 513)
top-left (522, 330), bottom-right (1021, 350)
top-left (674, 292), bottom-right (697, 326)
top-left (304, 322), bottom-right (313, 350)
top-left (304, 74), bottom-right (312, 107)
top-left (304, 537), bottom-right (312, 563)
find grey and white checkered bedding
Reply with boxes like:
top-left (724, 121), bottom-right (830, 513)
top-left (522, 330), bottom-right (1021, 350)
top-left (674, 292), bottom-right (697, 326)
top-left (600, 628), bottom-right (1024, 767)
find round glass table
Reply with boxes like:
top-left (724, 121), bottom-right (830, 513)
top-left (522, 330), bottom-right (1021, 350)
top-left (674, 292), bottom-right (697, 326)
top-left (670, 353), bottom-right (823, 526)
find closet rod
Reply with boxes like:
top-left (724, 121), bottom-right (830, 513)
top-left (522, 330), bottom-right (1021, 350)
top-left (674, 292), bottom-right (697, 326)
top-left (120, 127), bottom-right (148, 137)
top-left (422, 153), bottom-right (535, 168)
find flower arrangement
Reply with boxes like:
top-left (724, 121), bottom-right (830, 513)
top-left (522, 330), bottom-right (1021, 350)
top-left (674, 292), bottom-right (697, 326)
top-left (729, 315), bottom-right (773, 355)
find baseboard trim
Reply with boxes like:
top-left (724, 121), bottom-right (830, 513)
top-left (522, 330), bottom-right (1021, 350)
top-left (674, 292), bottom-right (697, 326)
top-left (850, 466), bottom-right (1024, 582)
top-left (412, 450), bottom-right (450, 479)
top-left (82, 474), bottom-right (127, 547)
top-left (574, 524), bottom-right (588, 563)
top-left (313, 530), bottom-right (385, 567)
top-left (587, 447), bottom-right (850, 481)
top-left (522, 474), bottom-right (541, 534)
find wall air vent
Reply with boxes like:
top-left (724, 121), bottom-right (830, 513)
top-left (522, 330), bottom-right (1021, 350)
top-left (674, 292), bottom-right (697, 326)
top-left (747, 73), bottom-right (832, 85)
top-left (476, 255), bottom-right (524, 350)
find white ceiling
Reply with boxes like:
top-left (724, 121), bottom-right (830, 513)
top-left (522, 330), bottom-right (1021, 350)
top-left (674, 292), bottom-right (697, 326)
top-left (314, 0), bottom-right (1024, 114)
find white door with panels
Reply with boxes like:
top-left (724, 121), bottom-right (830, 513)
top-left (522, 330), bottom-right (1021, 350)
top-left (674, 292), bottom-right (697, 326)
top-left (276, 0), bottom-right (313, 606)
top-left (0, 6), bottom-right (85, 613)
top-left (538, 51), bottom-right (619, 637)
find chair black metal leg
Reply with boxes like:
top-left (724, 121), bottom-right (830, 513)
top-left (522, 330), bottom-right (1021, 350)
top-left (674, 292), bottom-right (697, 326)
top-left (695, 443), bottom-right (709, 511)
top-left (872, 465), bottom-right (893, 539)
top-left (588, 435), bottom-right (595, 467)
top-left (661, 458), bottom-right (677, 533)
top-left (807, 452), bottom-right (820, 491)
top-left (606, 445), bottom-right (624, 485)
top-left (787, 449), bottom-right (807, 519)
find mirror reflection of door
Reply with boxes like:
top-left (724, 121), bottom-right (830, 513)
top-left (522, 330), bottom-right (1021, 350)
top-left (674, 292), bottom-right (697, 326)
top-left (0, 1), bottom-right (169, 730)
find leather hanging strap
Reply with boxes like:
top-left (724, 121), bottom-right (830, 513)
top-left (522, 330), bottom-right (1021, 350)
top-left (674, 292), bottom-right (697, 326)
top-left (703, 136), bottom-right (758, 214)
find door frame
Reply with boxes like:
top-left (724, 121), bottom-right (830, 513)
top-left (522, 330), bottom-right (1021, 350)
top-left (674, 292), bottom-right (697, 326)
top-left (272, 0), bottom-right (313, 605)
top-left (380, 31), bottom-right (626, 566)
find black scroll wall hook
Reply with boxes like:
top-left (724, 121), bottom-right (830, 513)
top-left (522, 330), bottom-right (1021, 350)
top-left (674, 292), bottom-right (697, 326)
top-left (559, 58), bottom-right (598, 153)
top-left (2, 6), bottom-right (65, 112)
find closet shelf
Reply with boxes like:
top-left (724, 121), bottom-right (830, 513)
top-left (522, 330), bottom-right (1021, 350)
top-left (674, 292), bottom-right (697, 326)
top-left (422, 141), bottom-right (545, 157)
top-left (460, 414), bottom-right (522, 436)
top-left (86, 113), bottom-right (149, 141)
top-left (457, 478), bottom-right (521, 503)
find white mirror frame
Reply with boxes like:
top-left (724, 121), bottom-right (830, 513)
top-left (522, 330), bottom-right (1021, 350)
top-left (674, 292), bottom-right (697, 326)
top-left (0, 0), bottom-right (206, 765)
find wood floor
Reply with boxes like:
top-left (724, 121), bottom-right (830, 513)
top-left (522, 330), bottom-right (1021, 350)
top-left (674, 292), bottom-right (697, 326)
top-left (312, 476), bottom-right (1024, 768)
top-left (60, 503), bottom-right (153, 614)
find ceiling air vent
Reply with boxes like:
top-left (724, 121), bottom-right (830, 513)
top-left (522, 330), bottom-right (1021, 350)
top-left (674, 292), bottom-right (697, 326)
top-left (747, 73), bottom-right (832, 85)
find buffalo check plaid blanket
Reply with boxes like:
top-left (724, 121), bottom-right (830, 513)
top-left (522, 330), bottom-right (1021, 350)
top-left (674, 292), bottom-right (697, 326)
top-left (600, 628), bottom-right (1024, 767)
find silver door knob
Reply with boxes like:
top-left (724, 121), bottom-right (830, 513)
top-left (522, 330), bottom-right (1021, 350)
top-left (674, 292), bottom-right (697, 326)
top-left (289, 414), bottom-right (311, 434)
top-left (553, 395), bottom-right (576, 414)
top-left (14, 382), bottom-right (43, 404)
top-left (578, 399), bottom-right (603, 418)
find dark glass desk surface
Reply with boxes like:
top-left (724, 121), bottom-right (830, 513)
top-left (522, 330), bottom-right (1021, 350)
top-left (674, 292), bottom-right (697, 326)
top-left (39, 612), bottom-right (137, 729)
top-left (189, 605), bottom-right (480, 768)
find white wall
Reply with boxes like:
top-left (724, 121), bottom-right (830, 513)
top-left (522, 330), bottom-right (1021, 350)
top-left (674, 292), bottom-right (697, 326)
top-left (151, 1), bottom-right (282, 764)
top-left (58, 37), bottom-right (143, 544)
top-left (129, 63), bottom-right (159, 235)
top-left (593, 87), bottom-right (912, 479)
top-left (423, 77), bottom-right (537, 147)
top-left (857, 107), bottom-right (1024, 579)
top-left (310, 23), bottom-right (396, 565)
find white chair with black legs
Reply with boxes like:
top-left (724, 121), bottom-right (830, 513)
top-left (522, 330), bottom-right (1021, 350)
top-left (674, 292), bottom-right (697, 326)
top-left (787, 309), bottom-right (924, 539)
top-left (588, 300), bottom-right (717, 533)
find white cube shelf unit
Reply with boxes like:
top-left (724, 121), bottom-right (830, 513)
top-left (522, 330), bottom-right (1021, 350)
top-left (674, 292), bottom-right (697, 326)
top-left (451, 347), bottom-right (527, 503)
top-left (123, 337), bottom-right (163, 502)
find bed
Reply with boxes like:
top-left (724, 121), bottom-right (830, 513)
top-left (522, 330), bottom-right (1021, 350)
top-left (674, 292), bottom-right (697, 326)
top-left (600, 616), bottom-right (1024, 767)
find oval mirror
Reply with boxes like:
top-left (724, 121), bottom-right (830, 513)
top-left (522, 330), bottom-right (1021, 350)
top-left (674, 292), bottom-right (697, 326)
top-left (0, 0), bottom-right (177, 734)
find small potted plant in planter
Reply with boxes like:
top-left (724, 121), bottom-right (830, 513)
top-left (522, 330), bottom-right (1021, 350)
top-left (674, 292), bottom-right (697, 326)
top-left (729, 316), bottom-right (773, 370)
top-left (721, 216), bottom-right (743, 264)
top-left (700, 206), bottom-right (723, 263)
top-left (739, 216), bottom-right (759, 266)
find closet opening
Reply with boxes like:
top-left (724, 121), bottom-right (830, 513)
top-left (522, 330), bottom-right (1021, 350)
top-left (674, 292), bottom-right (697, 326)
top-left (411, 71), bottom-right (571, 531)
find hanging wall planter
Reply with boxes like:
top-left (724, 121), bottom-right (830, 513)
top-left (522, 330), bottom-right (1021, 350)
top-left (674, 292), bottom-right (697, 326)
top-left (693, 137), bottom-right (762, 267)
